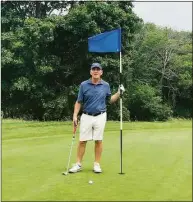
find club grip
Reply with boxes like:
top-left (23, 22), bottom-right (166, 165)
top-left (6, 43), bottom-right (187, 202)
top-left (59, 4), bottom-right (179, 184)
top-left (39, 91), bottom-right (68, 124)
top-left (73, 126), bottom-right (77, 134)
top-left (73, 120), bottom-right (78, 133)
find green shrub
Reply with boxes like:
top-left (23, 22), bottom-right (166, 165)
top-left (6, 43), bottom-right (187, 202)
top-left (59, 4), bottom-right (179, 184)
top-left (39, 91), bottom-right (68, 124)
top-left (128, 83), bottom-right (172, 121)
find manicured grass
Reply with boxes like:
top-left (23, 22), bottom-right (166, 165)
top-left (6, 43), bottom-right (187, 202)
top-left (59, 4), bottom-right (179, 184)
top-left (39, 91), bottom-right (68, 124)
top-left (2, 119), bottom-right (192, 201)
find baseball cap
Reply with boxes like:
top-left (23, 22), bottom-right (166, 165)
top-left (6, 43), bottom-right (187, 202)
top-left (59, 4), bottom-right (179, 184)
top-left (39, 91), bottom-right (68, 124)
top-left (90, 63), bottom-right (102, 70)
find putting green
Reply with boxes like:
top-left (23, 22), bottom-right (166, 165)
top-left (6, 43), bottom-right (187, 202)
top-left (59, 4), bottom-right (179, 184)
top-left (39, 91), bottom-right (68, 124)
top-left (2, 119), bottom-right (192, 201)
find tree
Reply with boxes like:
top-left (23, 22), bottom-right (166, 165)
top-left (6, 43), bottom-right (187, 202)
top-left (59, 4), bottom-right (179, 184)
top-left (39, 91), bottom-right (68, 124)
top-left (131, 23), bottom-right (192, 118)
top-left (1, 1), bottom-right (142, 120)
top-left (2, 2), bottom-right (191, 121)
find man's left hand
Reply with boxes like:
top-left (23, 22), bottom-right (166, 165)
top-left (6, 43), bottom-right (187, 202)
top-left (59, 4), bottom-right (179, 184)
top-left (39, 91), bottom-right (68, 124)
top-left (118, 84), bottom-right (125, 94)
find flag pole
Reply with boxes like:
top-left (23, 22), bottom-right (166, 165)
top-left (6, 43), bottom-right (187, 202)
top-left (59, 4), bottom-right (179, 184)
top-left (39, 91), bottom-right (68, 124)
top-left (87, 28), bottom-right (124, 174)
top-left (119, 51), bottom-right (124, 175)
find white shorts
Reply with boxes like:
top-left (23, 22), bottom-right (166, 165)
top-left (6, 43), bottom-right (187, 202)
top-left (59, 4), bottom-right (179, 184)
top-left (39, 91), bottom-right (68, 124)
top-left (79, 112), bottom-right (107, 141)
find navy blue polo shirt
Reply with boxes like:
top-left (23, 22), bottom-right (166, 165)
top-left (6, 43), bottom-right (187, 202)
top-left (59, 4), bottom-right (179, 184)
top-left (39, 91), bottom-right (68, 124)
top-left (77, 79), bottom-right (111, 114)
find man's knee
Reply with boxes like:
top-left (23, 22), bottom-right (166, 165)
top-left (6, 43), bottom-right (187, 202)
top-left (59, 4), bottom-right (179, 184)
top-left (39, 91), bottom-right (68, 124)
top-left (79, 141), bottom-right (87, 146)
top-left (95, 140), bottom-right (102, 145)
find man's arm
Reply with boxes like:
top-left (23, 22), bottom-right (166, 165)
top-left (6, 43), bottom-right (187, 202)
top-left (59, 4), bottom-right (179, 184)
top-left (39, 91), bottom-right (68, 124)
top-left (109, 85), bottom-right (125, 104)
top-left (110, 92), bottom-right (120, 103)
top-left (73, 101), bottom-right (81, 126)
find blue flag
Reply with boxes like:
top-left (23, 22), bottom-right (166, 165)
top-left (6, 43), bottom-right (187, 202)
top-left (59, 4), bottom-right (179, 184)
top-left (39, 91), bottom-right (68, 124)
top-left (88, 28), bottom-right (121, 53)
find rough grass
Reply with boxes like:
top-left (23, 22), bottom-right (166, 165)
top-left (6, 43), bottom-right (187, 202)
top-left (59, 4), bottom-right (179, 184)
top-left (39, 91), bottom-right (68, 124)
top-left (2, 119), bottom-right (192, 201)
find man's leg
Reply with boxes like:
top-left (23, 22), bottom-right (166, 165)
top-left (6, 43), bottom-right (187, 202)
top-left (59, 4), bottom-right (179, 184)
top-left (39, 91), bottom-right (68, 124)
top-left (93, 140), bottom-right (103, 173)
top-left (69, 141), bottom-right (87, 173)
top-left (93, 113), bottom-right (106, 173)
top-left (77, 141), bottom-right (87, 164)
top-left (77, 113), bottom-right (92, 164)
top-left (94, 140), bottom-right (103, 163)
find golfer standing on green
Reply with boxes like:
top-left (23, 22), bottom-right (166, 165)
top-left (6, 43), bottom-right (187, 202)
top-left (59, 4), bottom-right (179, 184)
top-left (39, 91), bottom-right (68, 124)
top-left (69, 62), bottom-right (125, 173)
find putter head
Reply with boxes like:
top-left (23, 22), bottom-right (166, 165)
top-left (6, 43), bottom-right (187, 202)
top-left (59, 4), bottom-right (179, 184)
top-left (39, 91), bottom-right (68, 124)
top-left (62, 171), bottom-right (68, 175)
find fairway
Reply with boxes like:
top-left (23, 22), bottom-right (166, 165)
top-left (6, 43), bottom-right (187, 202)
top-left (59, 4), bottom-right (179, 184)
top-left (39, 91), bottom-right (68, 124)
top-left (2, 119), bottom-right (192, 201)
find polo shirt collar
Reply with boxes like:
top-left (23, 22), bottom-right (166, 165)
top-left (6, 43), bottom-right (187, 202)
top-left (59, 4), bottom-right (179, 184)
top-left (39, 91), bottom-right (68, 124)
top-left (87, 79), bottom-right (104, 85)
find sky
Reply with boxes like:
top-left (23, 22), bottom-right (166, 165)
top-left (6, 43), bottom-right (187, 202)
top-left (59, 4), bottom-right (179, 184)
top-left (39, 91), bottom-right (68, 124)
top-left (133, 1), bottom-right (192, 31)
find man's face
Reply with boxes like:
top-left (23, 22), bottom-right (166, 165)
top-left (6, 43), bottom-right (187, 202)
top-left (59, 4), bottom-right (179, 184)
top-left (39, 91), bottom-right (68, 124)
top-left (90, 67), bottom-right (103, 79)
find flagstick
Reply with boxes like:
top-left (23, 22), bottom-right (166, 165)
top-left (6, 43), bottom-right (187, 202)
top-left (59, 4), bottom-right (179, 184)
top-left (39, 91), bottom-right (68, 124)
top-left (119, 51), bottom-right (124, 175)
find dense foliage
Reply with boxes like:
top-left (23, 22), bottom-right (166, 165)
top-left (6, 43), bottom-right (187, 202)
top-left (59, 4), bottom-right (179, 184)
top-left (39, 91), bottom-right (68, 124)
top-left (1, 1), bottom-right (192, 121)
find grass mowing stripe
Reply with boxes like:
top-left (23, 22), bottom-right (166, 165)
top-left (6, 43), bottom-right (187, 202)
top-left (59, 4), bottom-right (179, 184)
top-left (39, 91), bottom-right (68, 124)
top-left (2, 119), bottom-right (192, 201)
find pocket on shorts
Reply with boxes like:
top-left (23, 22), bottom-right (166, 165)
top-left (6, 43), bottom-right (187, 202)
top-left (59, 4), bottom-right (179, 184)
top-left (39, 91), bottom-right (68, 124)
top-left (80, 113), bottom-right (85, 122)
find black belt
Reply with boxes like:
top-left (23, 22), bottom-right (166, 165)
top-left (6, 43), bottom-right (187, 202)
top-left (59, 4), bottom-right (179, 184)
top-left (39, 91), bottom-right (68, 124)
top-left (83, 111), bottom-right (105, 116)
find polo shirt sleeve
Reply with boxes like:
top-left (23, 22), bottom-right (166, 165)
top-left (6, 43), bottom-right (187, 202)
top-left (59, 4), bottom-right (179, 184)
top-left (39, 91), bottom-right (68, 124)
top-left (106, 84), bottom-right (111, 97)
top-left (106, 84), bottom-right (111, 103)
top-left (77, 84), bottom-right (84, 103)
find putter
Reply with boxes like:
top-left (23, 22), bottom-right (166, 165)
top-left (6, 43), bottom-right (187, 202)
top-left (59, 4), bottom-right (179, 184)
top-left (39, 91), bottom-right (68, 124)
top-left (62, 122), bottom-right (77, 176)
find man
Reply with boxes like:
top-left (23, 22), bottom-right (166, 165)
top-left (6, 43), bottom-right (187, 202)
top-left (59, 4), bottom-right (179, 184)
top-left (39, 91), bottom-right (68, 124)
top-left (69, 62), bottom-right (125, 173)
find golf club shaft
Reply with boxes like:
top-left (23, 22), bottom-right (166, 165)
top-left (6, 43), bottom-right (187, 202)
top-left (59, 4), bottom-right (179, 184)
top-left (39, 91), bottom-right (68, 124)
top-left (65, 136), bottom-right (75, 173)
top-left (65, 126), bottom-right (77, 174)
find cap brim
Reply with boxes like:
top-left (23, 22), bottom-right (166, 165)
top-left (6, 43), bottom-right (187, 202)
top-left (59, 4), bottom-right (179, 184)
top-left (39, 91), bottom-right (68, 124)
top-left (91, 66), bottom-right (102, 69)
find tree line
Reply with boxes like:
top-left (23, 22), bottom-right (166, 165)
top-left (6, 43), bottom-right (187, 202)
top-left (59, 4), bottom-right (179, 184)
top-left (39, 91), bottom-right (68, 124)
top-left (1, 1), bottom-right (192, 121)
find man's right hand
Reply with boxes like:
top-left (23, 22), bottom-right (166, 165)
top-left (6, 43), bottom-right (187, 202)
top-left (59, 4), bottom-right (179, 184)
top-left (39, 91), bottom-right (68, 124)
top-left (73, 116), bottom-right (78, 127)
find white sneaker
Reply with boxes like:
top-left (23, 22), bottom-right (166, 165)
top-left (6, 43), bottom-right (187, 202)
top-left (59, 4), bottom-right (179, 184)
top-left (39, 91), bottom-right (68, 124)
top-left (93, 162), bottom-right (102, 173)
top-left (69, 163), bottom-right (82, 173)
